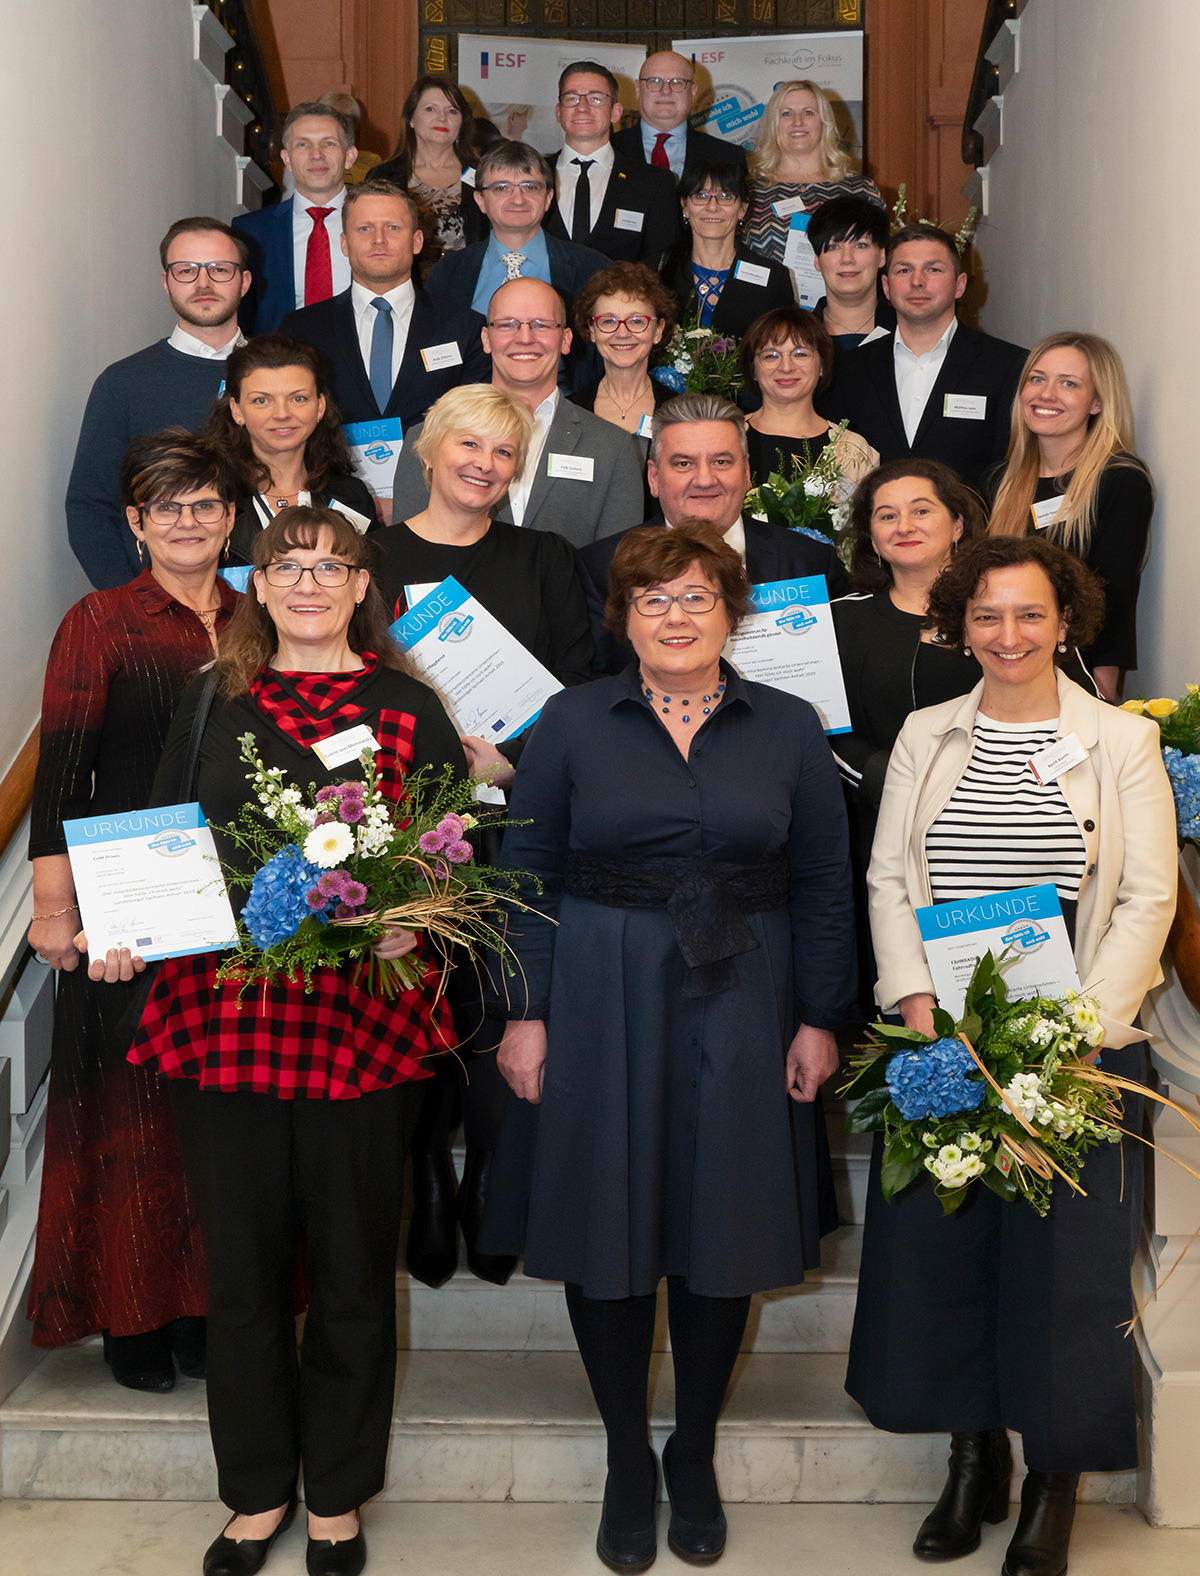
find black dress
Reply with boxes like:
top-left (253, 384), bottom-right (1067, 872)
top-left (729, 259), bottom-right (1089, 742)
top-left (570, 377), bottom-right (674, 515)
top-left (226, 474), bottom-right (379, 567)
top-left (747, 425), bottom-right (833, 487)
top-left (479, 665), bottom-right (859, 1298)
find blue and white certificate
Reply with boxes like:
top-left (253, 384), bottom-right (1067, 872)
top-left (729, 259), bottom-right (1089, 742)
top-left (723, 575), bottom-right (851, 734)
top-left (782, 211), bottom-right (824, 309)
top-left (916, 883), bottom-right (1081, 1019)
top-left (389, 577), bottom-right (562, 743)
top-left (345, 417), bottom-right (403, 498)
top-left (64, 803), bottom-right (238, 963)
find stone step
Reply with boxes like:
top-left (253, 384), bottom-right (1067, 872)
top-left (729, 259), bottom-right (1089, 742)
top-left (0, 1343), bottom-right (1135, 1507)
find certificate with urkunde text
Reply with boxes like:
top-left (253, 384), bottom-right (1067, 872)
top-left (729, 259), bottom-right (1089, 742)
top-left (724, 575), bottom-right (852, 734)
top-left (65, 803), bottom-right (239, 963)
top-left (916, 883), bottom-right (1081, 1020)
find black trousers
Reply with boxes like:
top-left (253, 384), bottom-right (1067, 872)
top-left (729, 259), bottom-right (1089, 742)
top-left (845, 1045), bottom-right (1145, 1473)
top-left (170, 1079), bottom-right (408, 1515)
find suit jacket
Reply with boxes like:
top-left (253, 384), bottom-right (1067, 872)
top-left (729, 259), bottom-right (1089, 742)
top-left (611, 121), bottom-right (748, 175)
top-left (232, 198), bottom-right (301, 336)
top-left (578, 512), bottom-right (848, 673)
top-left (544, 148), bottom-right (682, 270)
top-left (280, 286), bottom-right (489, 429)
top-left (389, 396), bottom-right (644, 550)
top-left (818, 323), bottom-right (1027, 491)
top-left (867, 670), bottom-right (1177, 1043)
top-left (663, 241), bottom-right (795, 340)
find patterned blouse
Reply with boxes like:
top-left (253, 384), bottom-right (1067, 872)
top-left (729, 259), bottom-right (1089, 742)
top-left (410, 174), bottom-right (467, 254)
top-left (744, 174), bottom-right (885, 266)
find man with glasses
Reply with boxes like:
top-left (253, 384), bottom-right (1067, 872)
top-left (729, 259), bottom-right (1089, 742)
top-left (389, 277), bottom-right (641, 548)
top-left (612, 50), bottom-right (748, 179)
top-left (66, 217), bottom-right (250, 588)
top-left (544, 60), bottom-right (680, 270)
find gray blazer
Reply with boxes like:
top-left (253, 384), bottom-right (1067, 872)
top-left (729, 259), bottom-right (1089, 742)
top-left (389, 396), bottom-right (644, 549)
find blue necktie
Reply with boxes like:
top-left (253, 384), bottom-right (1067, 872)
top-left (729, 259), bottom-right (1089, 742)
top-left (368, 297), bottom-right (394, 413)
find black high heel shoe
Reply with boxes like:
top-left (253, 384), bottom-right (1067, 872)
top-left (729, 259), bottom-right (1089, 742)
top-left (596, 1449), bottom-right (659, 1573)
top-left (306, 1509), bottom-right (366, 1576)
top-left (662, 1432), bottom-right (726, 1563)
top-left (165, 1315), bottom-right (207, 1379)
top-left (1001, 1471), bottom-right (1079, 1576)
top-left (202, 1497), bottom-right (297, 1576)
top-left (458, 1147), bottom-right (517, 1286)
top-left (405, 1149), bottom-right (459, 1288)
top-left (102, 1329), bottom-right (175, 1393)
top-left (913, 1428), bottom-right (1012, 1561)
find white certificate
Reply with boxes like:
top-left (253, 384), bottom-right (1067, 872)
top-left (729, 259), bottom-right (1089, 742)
top-left (916, 883), bottom-right (1081, 1020)
top-left (783, 212), bottom-right (824, 309)
top-left (723, 576), bottom-right (851, 734)
top-left (65, 803), bottom-right (238, 963)
top-left (389, 576), bottom-right (562, 742)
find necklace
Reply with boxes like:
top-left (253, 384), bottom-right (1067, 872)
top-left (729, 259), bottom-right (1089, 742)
top-left (822, 301), bottom-right (877, 338)
top-left (195, 606), bottom-right (222, 630)
top-left (641, 675), bottom-right (726, 725)
top-left (599, 376), bottom-right (652, 422)
top-left (272, 489), bottom-right (302, 511)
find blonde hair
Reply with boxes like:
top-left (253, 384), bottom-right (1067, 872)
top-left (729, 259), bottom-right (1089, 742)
top-left (751, 81), bottom-right (853, 184)
top-left (989, 332), bottom-right (1149, 555)
top-left (413, 384), bottom-right (534, 487)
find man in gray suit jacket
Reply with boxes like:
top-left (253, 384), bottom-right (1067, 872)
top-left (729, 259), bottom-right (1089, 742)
top-left (389, 276), bottom-right (642, 548)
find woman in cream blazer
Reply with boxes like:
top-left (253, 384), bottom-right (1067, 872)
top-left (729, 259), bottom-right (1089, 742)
top-left (847, 535), bottom-right (1176, 1576)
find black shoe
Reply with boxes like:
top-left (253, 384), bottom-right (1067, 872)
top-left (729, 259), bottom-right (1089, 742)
top-left (102, 1329), bottom-right (175, 1393)
top-left (661, 1433), bottom-right (726, 1564)
top-left (405, 1149), bottom-right (460, 1288)
top-left (306, 1511), bottom-right (366, 1576)
top-left (165, 1315), bottom-right (207, 1379)
top-left (913, 1429), bottom-right (1012, 1561)
top-left (1001, 1471), bottom-right (1079, 1576)
top-left (596, 1451), bottom-right (659, 1573)
top-left (202, 1498), bottom-right (297, 1576)
top-left (458, 1148), bottom-right (517, 1286)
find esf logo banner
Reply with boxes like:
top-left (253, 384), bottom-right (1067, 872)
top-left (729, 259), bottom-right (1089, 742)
top-left (480, 50), bottom-right (525, 78)
top-left (149, 830), bottom-right (197, 858)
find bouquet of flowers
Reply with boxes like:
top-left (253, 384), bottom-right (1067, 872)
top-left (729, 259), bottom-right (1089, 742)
top-left (212, 734), bottom-right (528, 998)
top-left (652, 306), bottom-right (743, 402)
top-left (744, 417), bottom-right (866, 568)
top-left (891, 183), bottom-right (979, 255)
top-left (1121, 686), bottom-right (1200, 847)
top-left (840, 951), bottom-right (1125, 1215)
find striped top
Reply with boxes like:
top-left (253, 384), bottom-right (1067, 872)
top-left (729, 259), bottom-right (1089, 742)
top-left (925, 715), bottom-right (1087, 903)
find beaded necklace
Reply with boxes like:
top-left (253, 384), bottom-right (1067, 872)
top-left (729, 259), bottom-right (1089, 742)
top-left (641, 675), bottom-right (726, 726)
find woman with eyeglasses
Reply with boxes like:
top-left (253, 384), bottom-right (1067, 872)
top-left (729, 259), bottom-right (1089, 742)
top-left (26, 431), bottom-right (240, 1394)
top-left (661, 159), bottom-right (794, 340)
top-left (368, 74), bottom-right (486, 257)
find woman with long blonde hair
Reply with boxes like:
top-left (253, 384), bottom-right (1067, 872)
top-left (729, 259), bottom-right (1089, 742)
top-left (989, 332), bottom-right (1153, 700)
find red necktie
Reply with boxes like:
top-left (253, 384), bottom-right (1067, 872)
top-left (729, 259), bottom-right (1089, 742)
top-left (651, 131), bottom-right (671, 170)
top-left (303, 206), bottom-right (334, 306)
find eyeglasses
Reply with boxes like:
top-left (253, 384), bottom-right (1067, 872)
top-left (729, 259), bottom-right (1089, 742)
top-left (559, 92), bottom-right (612, 108)
top-left (639, 77), bottom-right (693, 92)
top-left (480, 181), bottom-right (548, 195)
top-left (261, 560), bottom-right (355, 587)
top-left (686, 191), bottom-right (741, 206)
top-left (592, 313), bottom-right (656, 334)
top-left (139, 499), bottom-right (228, 524)
top-left (165, 260), bottom-right (242, 283)
top-left (486, 318), bottom-right (563, 334)
top-left (756, 346), bottom-right (815, 364)
top-left (631, 590), bottom-right (723, 616)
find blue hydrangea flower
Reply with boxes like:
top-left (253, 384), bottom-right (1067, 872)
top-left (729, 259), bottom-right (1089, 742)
top-left (241, 845), bottom-right (326, 949)
top-left (1163, 747), bottom-right (1200, 842)
top-left (652, 365), bottom-right (687, 394)
top-left (792, 524), bottom-right (834, 545)
top-left (885, 1037), bottom-right (986, 1120)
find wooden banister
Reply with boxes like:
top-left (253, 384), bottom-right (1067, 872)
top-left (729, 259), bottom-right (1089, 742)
top-left (0, 727), bottom-right (39, 864)
top-left (1168, 868), bottom-right (1200, 1016)
top-left (962, 0), bottom-right (1020, 166)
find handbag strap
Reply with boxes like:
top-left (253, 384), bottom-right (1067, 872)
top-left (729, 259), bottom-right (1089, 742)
top-left (180, 667), bottom-right (220, 801)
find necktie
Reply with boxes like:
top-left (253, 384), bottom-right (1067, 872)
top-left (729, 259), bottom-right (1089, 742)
top-left (368, 297), bottom-right (394, 414)
top-left (501, 251), bottom-right (525, 281)
top-left (651, 131), bottom-right (671, 170)
top-left (571, 158), bottom-right (594, 241)
top-left (303, 206), bottom-right (334, 306)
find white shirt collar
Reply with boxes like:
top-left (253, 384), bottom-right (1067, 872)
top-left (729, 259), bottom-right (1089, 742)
top-left (894, 314), bottom-right (958, 363)
top-left (562, 139), bottom-right (615, 174)
top-left (297, 185), bottom-right (347, 216)
top-left (350, 276), bottom-right (415, 318)
top-left (168, 324), bottom-right (245, 360)
top-left (665, 512), bottom-right (747, 563)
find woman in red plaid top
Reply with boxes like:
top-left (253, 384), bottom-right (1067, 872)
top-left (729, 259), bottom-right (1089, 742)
top-left (115, 507), bottom-right (464, 1576)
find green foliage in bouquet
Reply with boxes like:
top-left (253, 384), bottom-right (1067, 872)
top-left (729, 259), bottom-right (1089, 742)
top-left (651, 303), bottom-right (743, 401)
top-left (743, 418), bottom-right (859, 567)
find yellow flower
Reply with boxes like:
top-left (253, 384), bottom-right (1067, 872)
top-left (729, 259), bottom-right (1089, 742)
top-left (1188, 684), bottom-right (1200, 695)
top-left (1146, 698), bottom-right (1180, 718)
top-left (1119, 698), bottom-right (1146, 714)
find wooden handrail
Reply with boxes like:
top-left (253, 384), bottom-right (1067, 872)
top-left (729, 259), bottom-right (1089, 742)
top-left (1168, 868), bottom-right (1200, 1016)
top-left (962, 0), bottom-right (1020, 167)
top-left (0, 727), bottom-right (39, 865)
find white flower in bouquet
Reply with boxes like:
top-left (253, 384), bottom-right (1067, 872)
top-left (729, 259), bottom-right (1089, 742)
top-left (960, 1131), bottom-right (984, 1151)
top-left (1002, 1071), bottom-right (1048, 1123)
top-left (304, 822), bottom-right (355, 868)
top-left (1064, 993), bottom-right (1104, 1047)
top-left (803, 474), bottom-right (830, 499)
top-left (925, 1143), bottom-right (985, 1185)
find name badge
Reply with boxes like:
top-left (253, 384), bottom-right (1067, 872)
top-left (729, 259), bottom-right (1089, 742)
top-left (312, 724), bottom-right (381, 771)
top-left (771, 194), bottom-right (809, 219)
top-left (460, 166), bottom-right (476, 187)
top-left (636, 413), bottom-right (654, 439)
top-left (943, 393), bottom-right (987, 420)
top-left (547, 452), bottom-right (595, 482)
top-left (734, 259), bottom-right (772, 288)
top-left (1030, 495), bottom-right (1064, 532)
top-left (613, 209), bottom-right (645, 233)
top-left (327, 498), bottom-right (373, 534)
top-left (420, 341), bottom-right (463, 373)
top-left (1027, 733), bottom-right (1088, 786)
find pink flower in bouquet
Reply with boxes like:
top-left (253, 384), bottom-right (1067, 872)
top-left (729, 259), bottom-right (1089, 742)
top-left (419, 829), bottom-right (447, 855)
top-left (315, 785), bottom-right (340, 803)
top-left (446, 840), bottom-right (473, 864)
top-left (334, 902), bottom-right (358, 919)
top-left (338, 798), bottom-right (366, 823)
top-left (317, 869), bottom-right (351, 897)
top-left (437, 814), bottom-right (465, 841)
top-left (306, 887), bottom-right (330, 910)
top-left (343, 879), bottom-right (368, 906)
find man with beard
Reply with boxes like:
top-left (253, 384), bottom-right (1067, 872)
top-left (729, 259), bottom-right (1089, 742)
top-left (66, 218), bottom-right (250, 588)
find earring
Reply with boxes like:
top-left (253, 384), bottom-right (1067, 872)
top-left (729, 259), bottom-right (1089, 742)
top-left (963, 645), bottom-right (972, 657)
top-left (875, 552), bottom-right (882, 567)
top-left (137, 539), bottom-right (144, 564)
top-left (1058, 642), bottom-right (1067, 653)
top-left (223, 536), bottom-right (231, 561)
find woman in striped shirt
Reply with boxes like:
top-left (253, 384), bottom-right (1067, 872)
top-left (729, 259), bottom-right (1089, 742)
top-left (849, 535), bottom-right (1176, 1576)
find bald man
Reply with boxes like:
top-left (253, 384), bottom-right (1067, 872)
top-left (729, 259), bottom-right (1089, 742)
top-left (612, 51), bottom-right (749, 179)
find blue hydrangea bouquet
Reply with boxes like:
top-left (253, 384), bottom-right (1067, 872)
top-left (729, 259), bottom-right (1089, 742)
top-left (840, 952), bottom-right (1124, 1215)
top-left (1121, 685), bottom-right (1200, 846)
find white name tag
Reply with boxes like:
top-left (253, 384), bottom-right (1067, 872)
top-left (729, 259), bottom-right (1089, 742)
top-left (771, 194), bottom-right (809, 219)
top-left (547, 452), bottom-right (595, 482)
top-left (943, 393), bottom-right (987, 420)
top-left (312, 724), bottom-right (381, 771)
top-left (1027, 733), bottom-right (1088, 786)
top-left (734, 259), bottom-right (772, 288)
top-left (460, 166), bottom-right (476, 187)
top-left (613, 209), bottom-right (645, 232)
top-left (420, 341), bottom-right (463, 373)
top-left (326, 498), bottom-right (373, 534)
top-left (1030, 495), bottom-right (1064, 532)
top-left (636, 413), bottom-right (654, 439)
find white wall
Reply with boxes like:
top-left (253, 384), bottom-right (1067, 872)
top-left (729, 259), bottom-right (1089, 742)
top-left (973, 0), bottom-right (1200, 696)
top-left (0, 0), bottom-right (232, 775)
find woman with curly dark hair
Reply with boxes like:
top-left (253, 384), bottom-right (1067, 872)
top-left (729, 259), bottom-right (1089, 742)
top-left (849, 533), bottom-right (1177, 1576)
top-left (204, 334), bottom-right (377, 565)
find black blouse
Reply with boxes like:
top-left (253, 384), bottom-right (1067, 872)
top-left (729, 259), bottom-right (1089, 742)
top-left (747, 426), bottom-right (833, 487)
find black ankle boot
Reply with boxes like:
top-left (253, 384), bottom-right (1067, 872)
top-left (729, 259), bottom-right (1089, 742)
top-left (457, 1148), bottom-right (517, 1286)
top-left (913, 1428), bottom-right (1012, 1561)
top-left (405, 1150), bottom-right (459, 1289)
top-left (164, 1315), bottom-right (207, 1379)
top-left (596, 1448), bottom-right (659, 1573)
top-left (662, 1432), bottom-right (726, 1563)
top-left (1001, 1471), bottom-right (1079, 1576)
top-left (102, 1329), bottom-right (175, 1393)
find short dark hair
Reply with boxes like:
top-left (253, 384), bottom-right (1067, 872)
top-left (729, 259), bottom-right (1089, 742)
top-left (678, 158), bottom-right (751, 206)
top-left (342, 178), bottom-right (421, 232)
top-left (926, 534), bottom-right (1105, 655)
top-left (119, 428), bottom-right (234, 508)
top-left (159, 216), bottom-right (247, 272)
top-left (558, 60), bottom-right (620, 101)
top-left (475, 139), bottom-right (554, 189)
top-left (739, 308), bottom-right (835, 397)
top-left (886, 223), bottom-right (963, 276)
top-left (605, 520), bottom-right (753, 634)
top-left (807, 194), bottom-right (889, 255)
top-left (573, 261), bottom-right (678, 342)
top-left (847, 459), bottom-right (987, 592)
top-left (282, 101), bottom-right (354, 147)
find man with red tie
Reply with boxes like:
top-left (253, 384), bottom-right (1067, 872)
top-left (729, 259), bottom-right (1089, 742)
top-left (233, 101), bottom-right (358, 334)
top-left (611, 51), bottom-right (748, 181)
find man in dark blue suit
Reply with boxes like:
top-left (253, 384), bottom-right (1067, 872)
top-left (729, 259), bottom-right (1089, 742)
top-left (612, 51), bottom-right (749, 179)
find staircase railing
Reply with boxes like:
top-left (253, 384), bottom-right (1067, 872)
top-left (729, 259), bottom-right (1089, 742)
top-left (201, 0), bottom-right (278, 177)
top-left (962, 0), bottom-right (1020, 167)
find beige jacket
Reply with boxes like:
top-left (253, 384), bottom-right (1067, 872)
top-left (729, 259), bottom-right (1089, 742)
top-left (867, 671), bottom-right (1178, 1047)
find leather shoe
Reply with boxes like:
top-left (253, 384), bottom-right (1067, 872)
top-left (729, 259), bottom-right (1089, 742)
top-left (102, 1329), bottom-right (175, 1393)
top-left (914, 1428), bottom-right (1012, 1561)
top-left (458, 1148), bottom-right (517, 1286)
top-left (202, 1498), bottom-right (297, 1576)
top-left (306, 1512), bottom-right (366, 1576)
top-left (165, 1315), bottom-right (207, 1380)
top-left (596, 1452), bottom-right (659, 1572)
top-left (1001, 1471), bottom-right (1079, 1576)
top-left (405, 1149), bottom-right (459, 1288)
top-left (662, 1433), bottom-right (726, 1563)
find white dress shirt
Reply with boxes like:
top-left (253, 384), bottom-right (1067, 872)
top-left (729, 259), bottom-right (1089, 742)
top-left (292, 188), bottom-right (351, 309)
top-left (665, 512), bottom-right (747, 564)
top-left (556, 141), bottom-right (615, 237)
top-left (507, 390), bottom-right (559, 527)
top-left (894, 316), bottom-right (958, 446)
top-left (167, 324), bottom-right (244, 359)
top-left (350, 278), bottom-right (416, 390)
